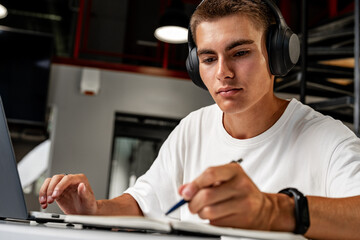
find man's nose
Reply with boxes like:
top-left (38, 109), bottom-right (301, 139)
top-left (216, 58), bottom-right (234, 81)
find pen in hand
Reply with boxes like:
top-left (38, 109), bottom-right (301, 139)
top-left (165, 199), bottom-right (188, 215)
top-left (165, 158), bottom-right (243, 216)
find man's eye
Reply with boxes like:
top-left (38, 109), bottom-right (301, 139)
top-left (235, 50), bottom-right (249, 57)
top-left (202, 57), bottom-right (216, 63)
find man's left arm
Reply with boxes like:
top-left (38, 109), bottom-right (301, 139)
top-left (305, 195), bottom-right (360, 239)
top-left (179, 162), bottom-right (360, 240)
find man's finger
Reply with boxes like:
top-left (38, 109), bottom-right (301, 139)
top-left (188, 179), bottom-right (243, 213)
top-left (78, 182), bottom-right (90, 200)
top-left (178, 183), bottom-right (189, 195)
top-left (39, 177), bottom-right (51, 205)
top-left (46, 175), bottom-right (66, 203)
top-left (182, 163), bottom-right (243, 200)
top-left (197, 197), bottom-right (245, 222)
top-left (51, 174), bottom-right (86, 199)
top-left (77, 182), bottom-right (93, 203)
top-left (76, 182), bottom-right (97, 215)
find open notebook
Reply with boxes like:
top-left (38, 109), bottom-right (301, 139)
top-left (65, 215), bottom-right (307, 240)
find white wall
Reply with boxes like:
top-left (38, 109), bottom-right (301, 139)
top-left (46, 64), bottom-right (214, 207)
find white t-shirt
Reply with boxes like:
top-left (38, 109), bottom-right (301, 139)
top-left (125, 98), bottom-right (360, 221)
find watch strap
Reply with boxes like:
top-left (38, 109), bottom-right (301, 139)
top-left (279, 188), bottom-right (310, 234)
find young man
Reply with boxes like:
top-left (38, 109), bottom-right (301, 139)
top-left (39, 0), bottom-right (360, 239)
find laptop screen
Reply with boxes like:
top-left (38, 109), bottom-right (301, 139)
top-left (0, 96), bottom-right (28, 219)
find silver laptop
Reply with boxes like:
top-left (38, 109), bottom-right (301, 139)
top-left (0, 96), bottom-right (64, 223)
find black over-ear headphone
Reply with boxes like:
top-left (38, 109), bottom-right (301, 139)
top-left (185, 0), bottom-right (300, 90)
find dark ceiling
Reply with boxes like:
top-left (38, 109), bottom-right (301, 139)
top-left (0, 0), bottom-right (355, 74)
top-left (0, 0), bottom-right (201, 73)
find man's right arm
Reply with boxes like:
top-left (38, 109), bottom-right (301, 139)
top-left (96, 193), bottom-right (143, 216)
top-left (39, 173), bottom-right (143, 216)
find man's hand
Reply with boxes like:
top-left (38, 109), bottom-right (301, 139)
top-left (179, 162), bottom-right (295, 231)
top-left (39, 174), bottom-right (98, 215)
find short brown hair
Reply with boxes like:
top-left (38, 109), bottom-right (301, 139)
top-left (190, 0), bottom-right (276, 43)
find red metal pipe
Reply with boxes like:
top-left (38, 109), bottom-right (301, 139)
top-left (279, 0), bottom-right (291, 27)
top-left (162, 43), bottom-right (169, 69)
top-left (329, 0), bottom-right (338, 18)
top-left (82, 0), bottom-right (92, 50)
top-left (73, 0), bottom-right (85, 58)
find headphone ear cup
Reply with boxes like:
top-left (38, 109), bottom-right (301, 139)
top-left (186, 46), bottom-right (208, 90)
top-left (267, 24), bottom-right (300, 76)
top-left (267, 24), bottom-right (279, 75)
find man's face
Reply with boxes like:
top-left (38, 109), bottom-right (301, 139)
top-left (196, 14), bottom-right (274, 115)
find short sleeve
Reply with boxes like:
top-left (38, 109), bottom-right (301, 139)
top-left (124, 120), bottom-right (186, 218)
top-left (326, 135), bottom-right (360, 197)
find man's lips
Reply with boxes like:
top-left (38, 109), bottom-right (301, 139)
top-left (216, 87), bottom-right (242, 96)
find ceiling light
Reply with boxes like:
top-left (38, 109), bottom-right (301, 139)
top-left (154, 0), bottom-right (189, 44)
top-left (154, 26), bottom-right (188, 44)
top-left (0, 4), bottom-right (8, 19)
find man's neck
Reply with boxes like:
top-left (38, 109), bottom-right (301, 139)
top-left (223, 96), bottom-right (289, 139)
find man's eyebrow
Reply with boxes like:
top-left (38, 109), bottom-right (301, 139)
top-left (197, 39), bottom-right (254, 56)
top-left (225, 39), bottom-right (254, 51)
top-left (197, 49), bottom-right (215, 56)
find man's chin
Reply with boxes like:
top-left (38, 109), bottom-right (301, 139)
top-left (217, 102), bottom-right (248, 115)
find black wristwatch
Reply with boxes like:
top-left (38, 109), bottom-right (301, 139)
top-left (279, 188), bottom-right (310, 234)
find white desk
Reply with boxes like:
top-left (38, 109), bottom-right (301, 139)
top-left (0, 220), bottom-right (218, 240)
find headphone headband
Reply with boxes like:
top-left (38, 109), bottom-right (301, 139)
top-left (263, 0), bottom-right (286, 26)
